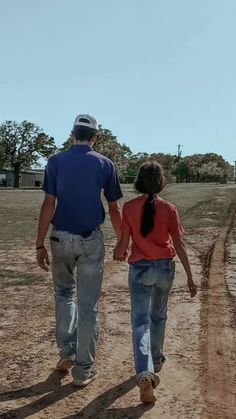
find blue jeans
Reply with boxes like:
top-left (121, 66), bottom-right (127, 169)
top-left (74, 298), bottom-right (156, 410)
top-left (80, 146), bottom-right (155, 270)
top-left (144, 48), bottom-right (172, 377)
top-left (128, 258), bottom-right (175, 384)
top-left (50, 228), bottom-right (105, 380)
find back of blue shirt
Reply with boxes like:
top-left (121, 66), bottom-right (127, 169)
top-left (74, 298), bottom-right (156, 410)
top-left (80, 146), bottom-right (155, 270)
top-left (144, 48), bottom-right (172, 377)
top-left (42, 145), bottom-right (123, 235)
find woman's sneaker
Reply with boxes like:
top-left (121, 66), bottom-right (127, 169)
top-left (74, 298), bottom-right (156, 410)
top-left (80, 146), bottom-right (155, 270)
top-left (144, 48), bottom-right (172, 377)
top-left (56, 358), bottom-right (74, 371)
top-left (73, 371), bottom-right (97, 387)
top-left (139, 377), bottom-right (157, 404)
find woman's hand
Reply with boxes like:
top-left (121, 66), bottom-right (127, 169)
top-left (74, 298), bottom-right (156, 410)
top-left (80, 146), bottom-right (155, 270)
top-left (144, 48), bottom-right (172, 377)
top-left (187, 276), bottom-right (197, 298)
top-left (113, 244), bottom-right (128, 262)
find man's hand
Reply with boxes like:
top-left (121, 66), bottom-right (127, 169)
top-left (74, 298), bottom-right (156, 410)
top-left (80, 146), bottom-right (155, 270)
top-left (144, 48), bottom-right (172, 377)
top-left (113, 248), bottom-right (128, 262)
top-left (187, 277), bottom-right (197, 298)
top-left (113, 241), bottom-right (128, 261)
top-left (36, 247), bottom-right (50, 271)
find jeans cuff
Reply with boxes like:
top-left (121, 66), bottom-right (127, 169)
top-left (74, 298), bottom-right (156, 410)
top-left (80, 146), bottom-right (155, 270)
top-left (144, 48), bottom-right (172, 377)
top-left (153, 354), bottom-right (166, 365)
top-left (59, 350), bottom-right (76, 361)
top-left (72, 364), bottom-right (94, 380)
top-left (137, 372), bottom-right (159, 388)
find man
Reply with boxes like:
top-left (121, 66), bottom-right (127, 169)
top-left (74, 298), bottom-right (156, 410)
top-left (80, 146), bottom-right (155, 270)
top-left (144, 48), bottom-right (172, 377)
top-left (36, 114), bottom-right (123, 387)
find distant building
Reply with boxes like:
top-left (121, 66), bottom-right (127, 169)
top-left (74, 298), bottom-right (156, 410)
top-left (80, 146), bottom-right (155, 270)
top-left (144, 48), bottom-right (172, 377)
top-left (0, 169), bottom-right (45, 188)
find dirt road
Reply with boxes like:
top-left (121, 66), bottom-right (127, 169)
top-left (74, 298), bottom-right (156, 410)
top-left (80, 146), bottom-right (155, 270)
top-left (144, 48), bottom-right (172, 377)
top-left (0, 185), bottom-right (235, 418)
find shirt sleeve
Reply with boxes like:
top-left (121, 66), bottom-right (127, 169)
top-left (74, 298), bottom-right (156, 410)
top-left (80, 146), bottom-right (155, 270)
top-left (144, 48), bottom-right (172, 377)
top-left (42, 157), bottom-right (57, 196)
top-left (168, 205), bottom-right (184, 237)
top-left (103, 161), bottom-right (123, 202)
top-left (121, 203), bottom-right (131, 235)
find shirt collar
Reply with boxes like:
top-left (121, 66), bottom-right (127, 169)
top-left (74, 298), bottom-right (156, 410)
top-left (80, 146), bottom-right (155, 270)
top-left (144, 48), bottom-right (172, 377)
top-left (71, 144), bottom-right (93, 152)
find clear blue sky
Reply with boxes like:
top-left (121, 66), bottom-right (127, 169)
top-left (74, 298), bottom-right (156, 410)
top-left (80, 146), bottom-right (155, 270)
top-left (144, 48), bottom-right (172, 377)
top-left (1, 0), bottom-right (236, 164)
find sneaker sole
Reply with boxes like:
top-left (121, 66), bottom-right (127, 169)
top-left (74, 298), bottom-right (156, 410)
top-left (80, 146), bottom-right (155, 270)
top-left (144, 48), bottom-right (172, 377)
top-left (73, 373), bottom-right (97, 388)
top-left (139, 378), bottom-right (156, 404)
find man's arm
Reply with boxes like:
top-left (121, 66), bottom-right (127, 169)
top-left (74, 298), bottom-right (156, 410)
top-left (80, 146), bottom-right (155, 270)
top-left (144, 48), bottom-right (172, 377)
top-left (108, 201), bottom-right (122, 239)
top-left (113, 231), bottom-right (130, 260)
top-left (36, 193), bottom-right (56, 271)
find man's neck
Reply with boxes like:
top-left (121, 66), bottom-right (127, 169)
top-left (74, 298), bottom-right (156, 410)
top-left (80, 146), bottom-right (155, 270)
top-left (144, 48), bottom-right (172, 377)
top-left (74, 141), bottom-right (92, 146)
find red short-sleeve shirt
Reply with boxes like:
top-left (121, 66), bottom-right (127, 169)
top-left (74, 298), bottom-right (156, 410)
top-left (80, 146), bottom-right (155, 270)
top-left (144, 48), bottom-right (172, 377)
top-left (122, 195), bottom-right (184, 263)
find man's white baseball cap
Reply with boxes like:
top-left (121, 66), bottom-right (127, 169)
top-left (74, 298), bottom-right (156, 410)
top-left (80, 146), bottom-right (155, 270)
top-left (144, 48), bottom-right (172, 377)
top-left (73, 114), bottom-right (98, 131)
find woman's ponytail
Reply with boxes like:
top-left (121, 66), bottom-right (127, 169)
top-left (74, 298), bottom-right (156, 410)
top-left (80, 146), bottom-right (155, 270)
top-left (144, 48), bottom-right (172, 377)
top-left (140, 193), bottom-right (156, 237)
top-left (134, 161), bottom-right (164, 238)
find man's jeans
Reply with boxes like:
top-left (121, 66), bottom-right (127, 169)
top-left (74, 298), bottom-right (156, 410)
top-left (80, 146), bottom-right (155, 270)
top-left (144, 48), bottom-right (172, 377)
top-left (50, 228), bottom-right (105, 380)
top-left (128, 258), bottom-right (175, 384)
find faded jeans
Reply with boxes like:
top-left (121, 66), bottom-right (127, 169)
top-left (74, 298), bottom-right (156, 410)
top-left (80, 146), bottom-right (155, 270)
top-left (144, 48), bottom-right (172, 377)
top-left (50, 228), bottom-right (105, 380)
top-left (128, 258), bottom-right (175, 385)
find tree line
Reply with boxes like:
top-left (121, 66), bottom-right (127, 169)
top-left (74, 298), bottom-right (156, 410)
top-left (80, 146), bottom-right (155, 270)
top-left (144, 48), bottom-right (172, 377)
top-left (0, 120), bottom-right (234, 187)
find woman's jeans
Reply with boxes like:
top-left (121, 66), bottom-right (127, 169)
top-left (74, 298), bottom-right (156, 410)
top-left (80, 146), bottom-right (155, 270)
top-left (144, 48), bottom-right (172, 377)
top-left (50, 228), bottom-right (105, 381)
top-left (128, 258), bottom-right (175, 385)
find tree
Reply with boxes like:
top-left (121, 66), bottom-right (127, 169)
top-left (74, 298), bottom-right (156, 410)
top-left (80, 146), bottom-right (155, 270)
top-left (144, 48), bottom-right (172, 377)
top-left (124, 152), bottom-right (177, 183)
top-left (123, 153), bottom-right (151, 183)
top-left (198, 162), bottom-right (222, 182)
top-left (172, 153), bottom-right (232, 183)
top-left (175, 159), bottom-right (192, 182)
top-left (60, 126), bottom-right (132, 177)
top-left (0, 120), bottom-right (57, 188)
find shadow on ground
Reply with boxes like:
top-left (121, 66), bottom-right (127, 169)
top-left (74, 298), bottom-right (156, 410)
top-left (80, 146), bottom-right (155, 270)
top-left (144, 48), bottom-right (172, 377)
top-left (0, 373), bottom-right (153, 418)
top-left (0, 371), bottom-right (78, 418)
top-left (63, 377), bottom-right (154, 418)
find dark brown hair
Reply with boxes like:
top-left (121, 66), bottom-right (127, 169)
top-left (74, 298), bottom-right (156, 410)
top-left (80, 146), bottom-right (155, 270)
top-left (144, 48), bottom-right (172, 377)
top-left (72, 126), bottom-right (98, 142)
top-left (134, 161), bottom-right (164, 237)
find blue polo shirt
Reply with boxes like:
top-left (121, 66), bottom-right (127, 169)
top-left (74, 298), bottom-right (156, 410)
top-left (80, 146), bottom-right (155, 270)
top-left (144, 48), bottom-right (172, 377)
top-left (42, 145), bottom-right (123, 235)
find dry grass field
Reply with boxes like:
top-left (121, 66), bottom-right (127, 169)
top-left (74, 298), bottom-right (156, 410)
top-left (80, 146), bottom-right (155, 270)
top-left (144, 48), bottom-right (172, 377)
top-left (0, 183), bottom-right (236, 418)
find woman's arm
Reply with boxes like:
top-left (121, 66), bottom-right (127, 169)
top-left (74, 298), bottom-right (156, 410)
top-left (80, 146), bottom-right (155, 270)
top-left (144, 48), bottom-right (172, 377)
top-left (172, 235), bottom-right (197, 297)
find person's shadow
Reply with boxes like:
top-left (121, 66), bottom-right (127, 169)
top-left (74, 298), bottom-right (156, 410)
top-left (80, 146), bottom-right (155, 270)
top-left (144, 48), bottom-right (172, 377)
top-left (63, 377), bottom-right (154, 418)
top-left (0, 370), bottom-right (79, 418)
top-left (0, 372), bottom-right (154, 418)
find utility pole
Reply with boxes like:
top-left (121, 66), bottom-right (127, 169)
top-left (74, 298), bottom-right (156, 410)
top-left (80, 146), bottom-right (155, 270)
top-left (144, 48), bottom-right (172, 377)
top-left (177, 144), bottom-right (183, 184)
top-left (234, 161), bottom-right (236, 183)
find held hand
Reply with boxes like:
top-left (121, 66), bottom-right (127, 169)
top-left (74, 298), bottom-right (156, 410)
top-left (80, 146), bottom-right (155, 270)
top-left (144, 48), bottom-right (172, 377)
top-left (36, 247), bottom-right (50, 272)
top-left (187, 277), bottom-right (197, 298)
top-left (113, 247), bottom-right (128, 262)
top-left (122, 250), bottom-right (128, 260)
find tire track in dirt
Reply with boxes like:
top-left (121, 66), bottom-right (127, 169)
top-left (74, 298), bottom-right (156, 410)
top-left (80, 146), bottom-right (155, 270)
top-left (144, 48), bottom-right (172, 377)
top-left (200, 201), bottom-right (236, 419)
top-left (181, 198), bottom-right (215, 218)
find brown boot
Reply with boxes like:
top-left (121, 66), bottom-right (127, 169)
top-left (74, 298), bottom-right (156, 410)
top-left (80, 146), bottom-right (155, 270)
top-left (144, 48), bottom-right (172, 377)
top-left (56, 358), bottom-right (74, 371)
top-left (139, 377), bottom-right (157, 404)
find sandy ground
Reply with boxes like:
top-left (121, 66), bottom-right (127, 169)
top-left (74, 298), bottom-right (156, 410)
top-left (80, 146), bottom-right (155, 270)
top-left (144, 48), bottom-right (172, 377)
top-left (0, 185), bottom-right (236, 418)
